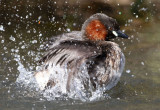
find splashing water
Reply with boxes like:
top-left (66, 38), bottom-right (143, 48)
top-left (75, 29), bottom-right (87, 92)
top-left (15, 53), bottom-right (111, 101)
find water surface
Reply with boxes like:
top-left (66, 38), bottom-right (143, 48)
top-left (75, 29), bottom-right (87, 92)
top-left (0, 2), bottom-right (160, 109)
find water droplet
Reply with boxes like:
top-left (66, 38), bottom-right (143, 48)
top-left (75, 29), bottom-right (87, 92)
top-left (38, 16), bottom-right (42, 20)
top-left (29, 13), bottom-right (32, 16)
top-left (73, 23), bottom-right (76, 26)
top-left (1, 40), bottom-right (4, 43)
top-left (32, 40), bottom-right (37, 44)
top-left (67, 28), bottom-right (70, 32)
top-left (4, 47), bottom-right (7, 50)
top-left (8, 22), bottom-right (11, 25)
top-left (21, 45), bottom-right (25, 49)
top-left (9, 35), bottom-right (15, 41)
top-left (117, 97), bottom-right (120, 100)
top-left (126, 69), bottom-right (131, 73)
top-left (0, 25), bottom-right (5, 31)
top-left (39, 33), bottom-right (42, 37)
top-left (8, 89), bottom-right (10, 93)
top-left (128, 19), bottom-right (133, 23)
top-left (118, 12), bottom-right (122, 15)
top-left (15, 49), bottom-right (19, 53)
top-left (26, 15), bottom-right (29, 19)
top-left (141, 62), bottom-right (144, 65)
top-left (33, 28), bottom-right (36, 33)
top-left (52, 17), bottom-right (55, 22)
top-left (139, 7), bottom-right (147, 11)
top-left (27, 30), bottom-right (31, 33)
top-left (58, 28), bottom-right (61, 31)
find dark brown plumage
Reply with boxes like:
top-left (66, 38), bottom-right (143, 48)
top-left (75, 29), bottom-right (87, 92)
top-left (35, 13), bottom-right (128, 92)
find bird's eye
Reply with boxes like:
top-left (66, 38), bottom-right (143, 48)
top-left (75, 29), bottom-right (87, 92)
top-left (108, 27), bottom-right (113, 30)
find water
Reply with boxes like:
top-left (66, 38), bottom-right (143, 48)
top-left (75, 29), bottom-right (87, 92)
top-left (1, 1), bottom-right (160, 109)
top-left (1, 22), bottom-right (160, 109)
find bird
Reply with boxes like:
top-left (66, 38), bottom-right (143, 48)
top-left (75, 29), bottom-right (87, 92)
top-left (34, 13), bottom-right (128, 93)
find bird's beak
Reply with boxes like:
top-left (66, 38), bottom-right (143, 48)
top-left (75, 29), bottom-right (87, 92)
top-left (112, 30), bottom-right (128, 39)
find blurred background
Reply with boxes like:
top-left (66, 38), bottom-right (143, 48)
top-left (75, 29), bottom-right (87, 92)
top-left (0, 0), bottom-right (160, 110)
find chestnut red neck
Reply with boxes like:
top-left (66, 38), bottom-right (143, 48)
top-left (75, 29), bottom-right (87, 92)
top-left (85, 20), bottom-right (107, 41)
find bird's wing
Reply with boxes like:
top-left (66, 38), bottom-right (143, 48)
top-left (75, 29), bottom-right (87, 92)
top-left (37, 40), bottom-right (103, 90)
top-left (39, 40), bottom-right (102, 67)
